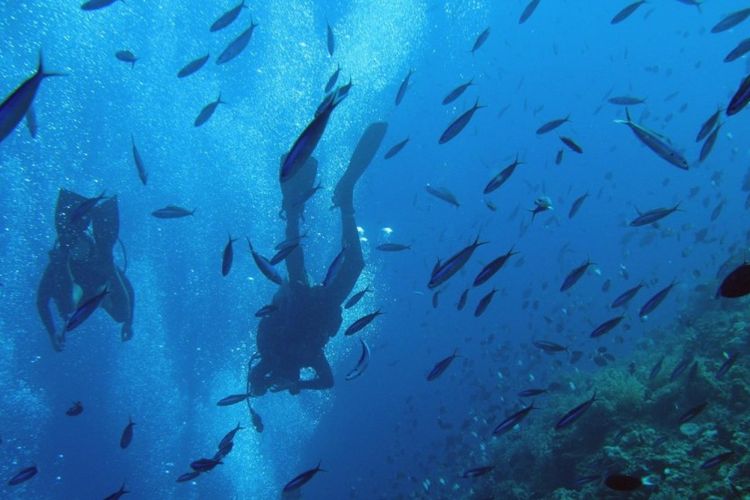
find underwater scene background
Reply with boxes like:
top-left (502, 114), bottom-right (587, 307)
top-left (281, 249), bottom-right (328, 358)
top-left (1, 0), bottom-right (750, 498)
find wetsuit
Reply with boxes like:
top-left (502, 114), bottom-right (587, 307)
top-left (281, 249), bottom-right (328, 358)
top-left (36, 189), bottom-right (135, 351)
top-left (248, 122), bottom-right (387, 396)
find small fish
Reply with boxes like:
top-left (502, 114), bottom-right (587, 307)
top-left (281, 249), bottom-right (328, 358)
top-left (604, 474), bottom-right (642, 491)
top-left (345, 339), bottom-right (370, 380)
top-left (474, 288), bottom-right (497, 317)
top-left (176, 471), bottom-right (200, 483)
top-left (246, 241), bottom-right (283, 285)
top-left (250, 407), bottom-right (264, 433)
top-left (574, 474), bottom-right (601, 488)
top-left (517, 388), bottom-right (547, 398)
top-left (269, 243), bottom-right (299, 265)
top-left (152, 205), bottom-right (195, 218)
top-left (254, 304), bottom-right (278, 317)
top-left (519, 0), bottom-right (542, 24)
top-left (324, 64), bottom-right (341, 93)
top-left (611, 283), bottom-right (644, 308)
top-left (210, 1), bottom-right (246, 32)
top-left (493, 403), bottom-right (535, 435)
top-left (678, 402), bottom-right (707, 424)
top-left (221, 234), bottom-right (237, 277)
top-left (711, 8), bottom-right (750, 33)
top-left (280, 83), bottom-right (347, 183)
top-left (716, 352), bottom-right (739, 379)
top-left (322, 246), bottom-right (346, 287)
top-left (484, 156), bottom-right (522, 194)
top-left (0, 52), bottom-right (64, 145)
top-left (555, 392), bottom-right (596, 430)
top-left (103, 482), bottom-right (129, 500)
top-left (457, 289), bottom-right (469, 310)
top-left (699, 450), bottom-right (735, 470)
top-left (560, 259), bottom-right (593, 292)
top-left (639, 281), bottom-right (677, 318)
top-left (66, 401), bottom-right (83, 416)
top-left (669, 356), bottom-right (692, 382)
top-left (344, 287), bottom-right (370, 309)
top-left (70, 191), bottom-right (107, 223)
top-left (8, 466), bottom-right (37, 486)
top-left (218, 422), bottom-right (243, 452)
top-left (376, 243), bottom-right (411, 252)
top-left (275, 234), bottom-right (307, 251)
top-left (395, 69), bottom-right (413, 106)
top-left (532, 340), bottom-right (567, 354)
top-left (462, 465), bottom-right (494, 478)
top-left (439, 98), bottom-right (485, 144)
top-left (614, 108), bottom-right (689, 169)
top-left (727, 74), bottom-right (750, 117)
top-left (559, 136), bottom-right (583, 154)
top-left (65, 287), bottom-right (110, 332)
top-left (536, 115), bottom-right (569, 134)
top-left (115, 50), bottom-right (138, 68)
top-left (428, 235), bottom-right (487, 288)
top-left (590, 316), bottom-right (624, 338)
top-left (442, 79), bottom-right (474, 105)
top-left (191, 458), bottom-right (222, 472)
top-left (724, 38), bottom-right (750, 63)
top-left (610, 1), bottom-right (646, 25)
top-left (568, 193), bottom-right (588, 219)
top-left (326, 23), bottom-right (335, 56)
top-left (81, 0), bottom-right (121, 10)
top-left (570, 350), bottom-right (583, 364)
top-left (131, 135), bottom-right (148, 185)
top-left (216, 20), bottom-right (258, 65)
top-left (425, 184), bottom-right (460, 207)
top-left (177, 54), bottom-right (210, 78)
top-left (718, 263), bottom-right (750, 298)
top-left (473, 246), bottom-right (517, 286)
top-left (383, 138), bottom-right (409, 160)
top-left (283, 461), bottom-right (325, 493)
top-left (696, 107), bottom-right (722, 142)
top-left (699, 124), bottom-right (720, 162)
top-left (344, 310), bottom-right (382, 336)
top-left (431, 290), bottom-right (440, 309)
top-left (120, 416), bottom-right (135, 449)
top-left (426, 349), bottom-right (459, 381)
top-left (608, 96), bottom-right (646, 106)
top-left (471, 28), bottom-right (490, 54)
top-left (555, 149), bottom-right (564, 165)
top-left (194, 94), bottom-right (225, 127)
top-left (629, 204), bottom-right (680, 226)
top-left (216, 393), bottom-right (250, 407)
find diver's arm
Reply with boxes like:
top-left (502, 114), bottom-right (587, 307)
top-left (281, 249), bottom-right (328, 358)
top-left (36, 265), bottom-right (62, 351)
top-left (326, 207), bottom-right (364, 305)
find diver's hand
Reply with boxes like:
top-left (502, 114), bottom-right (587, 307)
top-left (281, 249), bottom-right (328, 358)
top-left (121, 324), bottom-right (133, 342)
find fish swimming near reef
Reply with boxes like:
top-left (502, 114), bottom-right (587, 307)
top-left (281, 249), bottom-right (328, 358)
top-left (427, 350), bottom-right (459, 381)
top-left (283, 462), bottom-right (325, 493)
top-left (210, 1), bottom-right (246, 32)
top-left (178, 54), bottom-right (210, 78)
top-left (614, 108), bottom-right (689, 169)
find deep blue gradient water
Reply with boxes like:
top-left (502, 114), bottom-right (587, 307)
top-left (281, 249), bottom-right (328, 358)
top-left (1, 1), bottom-right (749, 498)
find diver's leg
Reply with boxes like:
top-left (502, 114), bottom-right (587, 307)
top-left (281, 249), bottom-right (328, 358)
top-left (279, 156), bottom-right (318, 286)
top-left (36, 264), bottom-right (64, 351)
top-left (92, 196), bottom-right (120, 254)
top-left (327, 122), bottom-right (388, 304)
top-left (100, 267), bottom-right (134, 340)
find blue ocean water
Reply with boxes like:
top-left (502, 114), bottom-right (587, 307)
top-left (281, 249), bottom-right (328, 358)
top-left (1, 0), bottom-right (749, 498)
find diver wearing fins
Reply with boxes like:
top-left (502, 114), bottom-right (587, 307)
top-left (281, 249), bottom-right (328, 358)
top-left (247, 122), bottom-right (387, 396)
top-left (36, 189), bottom-right (135, 351)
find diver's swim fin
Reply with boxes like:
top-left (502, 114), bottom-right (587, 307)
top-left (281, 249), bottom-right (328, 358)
top-left (332, 121), bottom-right (388, 209)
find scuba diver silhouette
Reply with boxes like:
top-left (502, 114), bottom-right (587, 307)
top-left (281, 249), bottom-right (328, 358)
top-left (37, 189), bottom-right (135, 351)
top-left (247, 122), bottom-right (387, 396)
